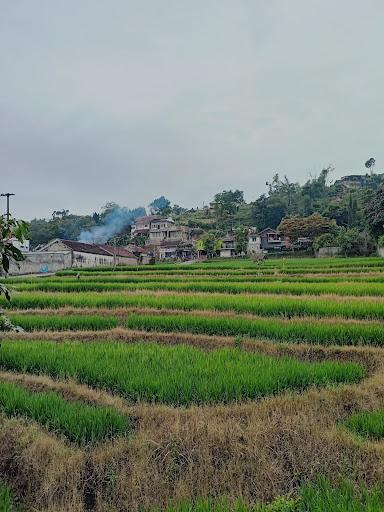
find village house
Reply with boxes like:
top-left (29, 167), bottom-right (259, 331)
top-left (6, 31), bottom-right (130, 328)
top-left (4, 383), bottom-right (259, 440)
top-left (258, 228), bottom-right (288, 251)
top-left (38, 239), bottom-right (137, 267)
top-left (125, 244), bottom-right (152, 264)
top-left (130, 215), bottom-right (162, 237)
top-left (140, 217), bottom-right (193, 260)
top-left (219, 235), bottom-right (237, 258)
top-left (247, 229), bottom-right (262, 256)
top-left (158, 241), bottom-right (194, 260)
top-left (148, 218), bottom-right (191, 245)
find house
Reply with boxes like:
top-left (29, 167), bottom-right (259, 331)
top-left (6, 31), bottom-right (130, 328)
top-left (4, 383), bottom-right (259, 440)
top-left (131, 215), bottom-right (162, 237)
top-left (38, 239), bottom-right (137, 267)
top-left (158, 241), bottom-right (194, 260)
top-left (98, 245), bottom-right (138, 266)
top-left (247, 229), bottom-right (262, 256)
top-left (148, 218), bottom-right (191, 246)
top-left (11, 237), bottom-right (30, 252)
top-left (258, 228), bottom-right (288, 251)
top-left (125, 244), bottom-right (152, 264)
top-left (220, 235), bottom-right (237, 258)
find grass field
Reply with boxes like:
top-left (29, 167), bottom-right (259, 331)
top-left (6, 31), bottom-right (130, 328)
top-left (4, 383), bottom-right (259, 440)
top-left (1, 256), bottom-right (384, 510)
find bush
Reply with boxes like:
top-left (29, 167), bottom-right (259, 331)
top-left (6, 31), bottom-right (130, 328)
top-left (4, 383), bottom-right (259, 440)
top-left (377, 235), bottom-right (384, 248)
top-left (313, 233), bottom-right (338, 252)
top-left (336, 229), bottom-right (375, 257)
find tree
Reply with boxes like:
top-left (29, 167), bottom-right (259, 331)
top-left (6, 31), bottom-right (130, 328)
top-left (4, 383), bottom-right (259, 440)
top-left (201, 232), bottom-right (218, 258)
top-left (214, 190), bottom-right (244, 217)
top-left (0, 215), bottom-right (28, 332)
top-left (234, 226), bottom-right (248, 254)
top-left (364, 185), bottom-right (384, 236)
top-left (336, 228), bottom-right (363, 256)
top-left (312, 233), bottom-right (338, 252)
top-left (278, 214), bottom-right (337, 242)
top-left (149, 196), bottom-right (172, 216)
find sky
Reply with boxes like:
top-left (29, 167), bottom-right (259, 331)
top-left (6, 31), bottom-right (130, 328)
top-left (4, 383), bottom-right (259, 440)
top-left (1, 0), bottom-right (383, 220)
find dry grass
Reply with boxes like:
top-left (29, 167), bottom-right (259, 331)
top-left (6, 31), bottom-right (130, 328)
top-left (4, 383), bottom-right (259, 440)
top-left (0, 338), bottom-right (383, 509)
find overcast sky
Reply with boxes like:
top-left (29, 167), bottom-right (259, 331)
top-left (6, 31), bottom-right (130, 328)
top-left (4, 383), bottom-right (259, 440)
top-left (1, 1), bottom-right (383, 220)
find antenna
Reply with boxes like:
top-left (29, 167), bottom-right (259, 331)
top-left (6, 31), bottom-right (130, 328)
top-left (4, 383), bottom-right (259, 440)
top-left (0, 193), bottom-right (15, 221)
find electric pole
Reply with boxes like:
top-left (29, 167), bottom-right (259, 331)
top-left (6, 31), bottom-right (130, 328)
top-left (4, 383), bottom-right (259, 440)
top-left (1, 193), bottom-right (15, 222)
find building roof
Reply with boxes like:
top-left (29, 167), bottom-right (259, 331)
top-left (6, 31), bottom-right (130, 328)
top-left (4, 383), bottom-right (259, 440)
top-left (98, 245), bottom-right (136, 258)
top-left (42, 239), bottom-right (137, 258)
top-left (133, 229), bottom-right (150, 236)
top-left (158, 240), bottom-right (193, 248)
top-left (59, 239), bottom-right (112, 256)
top-left (125, 244), bottom-right (150, 255)
top-left (258, 227), bottom-right (280, 235)
top-left (133, 215), bottom-right (162, 225)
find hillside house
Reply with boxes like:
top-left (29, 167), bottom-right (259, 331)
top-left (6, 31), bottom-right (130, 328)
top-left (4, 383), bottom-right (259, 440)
top-left (247, 230), bottom-right (262, 255)
top-left (125, 244), bottom-right (152, 264)
top-left (220, 235), bottom-right (237, 258)
top-left (38, 239), bottom-right (137, 267)
top-left (148, 219), bottom-right (191, 245)
top-left (158, 241), bottom-right (194, 260)
top-left (258, 228), bottom-right (288, 251)
top-left (131, 215), bottom-right (162, 237)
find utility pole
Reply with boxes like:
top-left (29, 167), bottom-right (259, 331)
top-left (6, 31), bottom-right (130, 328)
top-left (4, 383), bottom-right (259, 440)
top-left (1, 193), bottom-right (15, 222)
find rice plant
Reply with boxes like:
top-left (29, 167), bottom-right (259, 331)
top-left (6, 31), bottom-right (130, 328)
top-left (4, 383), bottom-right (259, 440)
top-left (0, 480), bottom-right (16, 512)
top-left (10, 280), bottom-right (384, 296)
top-left (8, 314), bottom-right (118, 331)
top-left (0, 381), bottom-right (130, 445)
top-left (160, 477), bottom-right (384, 511)
top-left (125, 312), bottom-right (384, 346)
top-left (0, 341), bottom-right (363, 406)
top-left (345, 410), bottom-right (384, 440)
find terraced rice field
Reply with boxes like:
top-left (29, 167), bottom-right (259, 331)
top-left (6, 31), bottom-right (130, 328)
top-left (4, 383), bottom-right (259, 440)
top-left (2, 256), bottom-right (384, 510)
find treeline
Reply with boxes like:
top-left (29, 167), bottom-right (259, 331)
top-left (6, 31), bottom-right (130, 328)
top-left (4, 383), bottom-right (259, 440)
top-left (27, 168), bottom-right (384, 254)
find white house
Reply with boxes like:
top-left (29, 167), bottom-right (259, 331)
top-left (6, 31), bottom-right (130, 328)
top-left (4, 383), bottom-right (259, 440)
top-left (38, 239), bottom-right (137, 267)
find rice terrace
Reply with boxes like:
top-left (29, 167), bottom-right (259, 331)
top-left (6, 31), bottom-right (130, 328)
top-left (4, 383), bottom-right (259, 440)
top-left (1, 256), bottom-right (384, 510)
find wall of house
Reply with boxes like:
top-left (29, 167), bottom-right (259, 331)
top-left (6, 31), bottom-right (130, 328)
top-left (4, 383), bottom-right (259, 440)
top-left (43, 240), bottom-right (70, 252)
top-left (115, 256), bottom-right (137, 266)
top-left (317, 246), bottom-right (341, 257)
top-left (8, 252), bottom-right (72, 275)
top-left (378, 247), bottom-right (384, 258)
top-left (220, 249), bottom-right (234, 258)
top-left (71, 251), bottom-right (114, 268)
top-left (159, 248), bottom-right (177, 259)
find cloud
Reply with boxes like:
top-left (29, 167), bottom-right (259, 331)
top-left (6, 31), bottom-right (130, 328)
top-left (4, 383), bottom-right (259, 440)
top-left (0, 0), bottom-right (383, 219)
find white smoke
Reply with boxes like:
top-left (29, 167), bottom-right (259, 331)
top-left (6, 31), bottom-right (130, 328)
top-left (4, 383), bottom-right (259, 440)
top-left (78, 206), bottom-right (145, 243)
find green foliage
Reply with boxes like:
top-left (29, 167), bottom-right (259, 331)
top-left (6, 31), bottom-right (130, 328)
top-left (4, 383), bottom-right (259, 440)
top-left (201, 232), bottom-right (219, 258)
top-left (149, 196), bottom-right (172, 216)
top-left (0, 216), bottom-right (28, 275)
top-left (214, 190), bottom-right (245, 217)
top-left (5, 288), bottom-right (384, 321)
top-left (312, 233), bottom-right (338, 252)
top-left (377, 235), bottom-right (384, 248)
top-left (28, 214), bottom-right (97, 247)
top-left (0, 215), bottom-right (28, 333)
top-left (9, 278), bottom-right (384, 296)
top-left (335, 228), bottom-right (375, 257)
top-left (234, 226), bottom-right (249, 254)
top-left (345, 410), bottom-right (384, 440)
top-left (0, 341), bottom-right (363, 406)
top-left (0, 381), bottom-right (130, 446)
top-left (0, 480), bottom-right (16, 512)
top-left (278, 214), bottom-right (337, 242)
top-left (7, 314), bottom-right (118, 331)
top-left (160, 477), bottom-right (384, 511)
top-left (126, 310), bottom-right (384, 346)
top-left (364, 185), bottom-right (384, 236)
